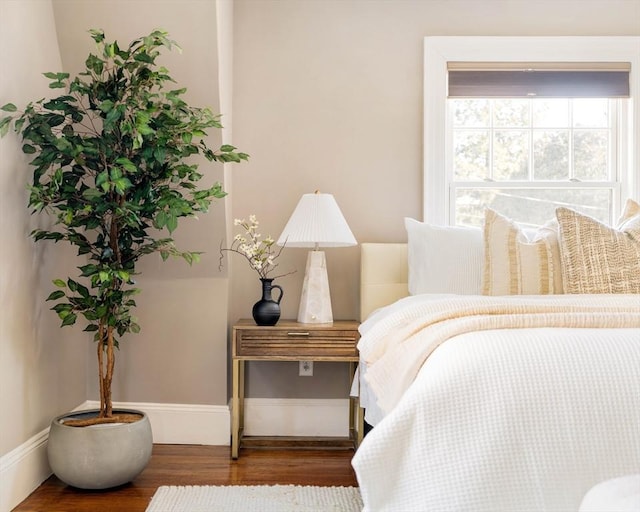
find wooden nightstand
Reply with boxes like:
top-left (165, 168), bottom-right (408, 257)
top-left (231, 319), bottom-right (363, 459)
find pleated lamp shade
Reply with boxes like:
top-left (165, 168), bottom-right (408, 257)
top-left (276, 192), bottom-right (356, 248)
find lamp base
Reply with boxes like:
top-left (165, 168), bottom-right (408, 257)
top-left (297, 251), bottom-right (333, 324)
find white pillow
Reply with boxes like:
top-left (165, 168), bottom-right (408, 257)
top-left (405, 218), bottom-right (483, 295)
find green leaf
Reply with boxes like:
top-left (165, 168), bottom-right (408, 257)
top-left (117, 270), bottom-right (130, 281)
top-left (46, 290), bottom-right (66, 301)
top-left (14, 117), bottom-right (25, 132)
top-left (95, 170), bottom-right (109, 187)
top-left (220, 144), bottom-right (236, 152)
top-left (98, 100), bottom-right (114, 113)
top-left (113, 177), bottom-right (132, 195)
top-left (116, 157), bottom-right (137, 173)
top-left (22, 144), bottom-right (36, 154)
top-left (76, 283), bottom-right (90, 299)
top-left (110, 167), bottom-right (123, 180)
top-left (61, 313), bottom-right (77, 327)
top-left (89, 29), bottom-right (105, 43)
top-left (49, 81), bottom-right (66, 89)
top-left (84, 324), bottom-right (99, 332)
top-left (134, 52), bottom-right (154, 64)
top-left (79, 264), bottom-right (98, 277)
top-left (85, 54), bottom-right (104, 74)
top-left (0, 117), bottom-right (10, 137)
top-left (137, 123), bottom-right (154, 135)
top-left (166, 213), bottom-right (178, 234)
top-left (1, 103), bottom-right (17, 112)
top-left (82, 188), bottom-right (103, 201)
top-left (53, 279), bottom-right (66, 288)
top-left (43, 72), bottom-right (59, 79)
top-left (155, 210), bottom-right (168, 229)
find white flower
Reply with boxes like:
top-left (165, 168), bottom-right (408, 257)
top-left (223, 214), bottom-right (286, 279)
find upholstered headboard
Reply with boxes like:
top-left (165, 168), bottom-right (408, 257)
top-left (360, 243), bottom-right (409, 321)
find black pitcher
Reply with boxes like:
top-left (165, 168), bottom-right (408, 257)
top-left (252, 278), bottom-right (283, 326)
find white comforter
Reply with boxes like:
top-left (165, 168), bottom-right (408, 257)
top-left (352, 294), bottom-right (640, 512)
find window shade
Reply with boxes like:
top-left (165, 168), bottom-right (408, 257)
top-left (447, 62), bottom-right (631, 98)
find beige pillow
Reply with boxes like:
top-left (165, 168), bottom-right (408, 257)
top-left (556, 199), bottom-right (640, 294)
top-left (482, 209), bottom-right (563, 295)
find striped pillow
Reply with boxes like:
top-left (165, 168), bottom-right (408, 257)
top-left (482, 209), bottom-right (563, 295)
top-left (556, 200), bottom-right (640, 294)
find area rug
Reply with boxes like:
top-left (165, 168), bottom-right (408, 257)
top-left (145, 484), bottom-right (363, 512)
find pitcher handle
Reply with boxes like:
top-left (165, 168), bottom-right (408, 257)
top-left (271, 284), bottom-right (284, 304)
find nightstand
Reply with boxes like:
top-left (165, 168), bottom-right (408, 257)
top-left (231, 319), bottom-right (363, 459)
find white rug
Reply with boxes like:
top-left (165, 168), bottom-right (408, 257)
top-left (145, 484), bottom-right (363, 512)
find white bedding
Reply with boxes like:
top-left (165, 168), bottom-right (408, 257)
top-left (352, 295), bottom-right (640, 512)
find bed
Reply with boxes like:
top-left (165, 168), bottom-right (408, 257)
top-left (351, 205), bottom-right (640, 512)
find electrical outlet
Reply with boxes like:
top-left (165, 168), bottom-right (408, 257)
top-left (299, 360), bottom-right (313, 377)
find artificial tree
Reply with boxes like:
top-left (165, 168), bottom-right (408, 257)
top-left (0, 29), bottom-right (247, 426)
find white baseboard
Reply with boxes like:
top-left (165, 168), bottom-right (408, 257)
top-left (243, 398), bottom-right (350, 437)
top-left (81, 400), bottom-right (231, 446)
top-left (0, 428), bottom-right (50, 512)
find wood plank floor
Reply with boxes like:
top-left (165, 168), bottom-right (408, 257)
top-left (13, 445), bottom-right (359, 512)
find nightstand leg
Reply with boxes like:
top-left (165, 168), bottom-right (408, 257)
top-left (349, 362), bottom-right (364, 448)
top-left (348, 362), bottom-right (356, 433)
top-left (356, 399), bottom-right (364, 447)
top-left (239, 360), bottom-right (245, 432)
top-left (231, 359), bottom-right (241, 459)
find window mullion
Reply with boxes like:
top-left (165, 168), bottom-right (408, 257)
top-left (528, 100), bottom-right (533, 181)
top-left (489, 101), bottom-right (494, 180)
top-left (568, 100), bottom-right (575, 180)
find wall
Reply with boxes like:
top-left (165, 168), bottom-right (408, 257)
top-left (51, 0), bottom-right (232, 407)
top-left (231, 0), bottom-right (640, 398)
top-left (0, 0), bottom-right (86, 508)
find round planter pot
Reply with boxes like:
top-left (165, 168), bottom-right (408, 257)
top-left (47, 408), bottom-right (153, 489)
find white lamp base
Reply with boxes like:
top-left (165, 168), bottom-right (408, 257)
top-left (297, 251), bottom-right (333, 324)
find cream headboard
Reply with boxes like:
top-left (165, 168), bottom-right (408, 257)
top-left (360, 243), bottom-right (409, 321)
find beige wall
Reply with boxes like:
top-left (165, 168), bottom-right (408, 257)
top-left (231, 0), bottom-right (640, 398)
top-left (0, 0), bottom-right (86, 458)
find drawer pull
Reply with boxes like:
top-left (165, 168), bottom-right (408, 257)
top-left (287, 331), bottom-right (310, 337)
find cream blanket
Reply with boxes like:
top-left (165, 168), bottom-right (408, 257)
top-left (358, 294), bottom-right (640, 414)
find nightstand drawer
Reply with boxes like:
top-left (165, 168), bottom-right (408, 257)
top-left (232, 320), bottom-right (360, 359)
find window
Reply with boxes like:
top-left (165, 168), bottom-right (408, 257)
top-left (423, 37), bottom-right (640, 227)
top-left (450, 97), bottom-right (618, 227)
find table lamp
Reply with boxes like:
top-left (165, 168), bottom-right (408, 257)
top-left (277, 191), bottom-right (357, 324)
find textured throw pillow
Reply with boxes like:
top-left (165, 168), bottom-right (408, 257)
top-left (482, 209), bottom-right (563, 295)
top-left (556, 200), bottom-right (640, 294)
top-left (405, 218), bottom-right (483, 295)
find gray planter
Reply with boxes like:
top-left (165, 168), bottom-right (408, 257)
top-left (47, 408), bottom-right (153, 489)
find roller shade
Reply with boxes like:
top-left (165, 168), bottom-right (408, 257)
top-left (447, 62), bottom-right (631, 98)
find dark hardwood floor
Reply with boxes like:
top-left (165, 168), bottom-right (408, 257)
top-left (13, 445), bottom-right (359, 512)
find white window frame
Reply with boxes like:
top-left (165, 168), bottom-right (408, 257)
top-left (423, 36), bottom-right (640, 225)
